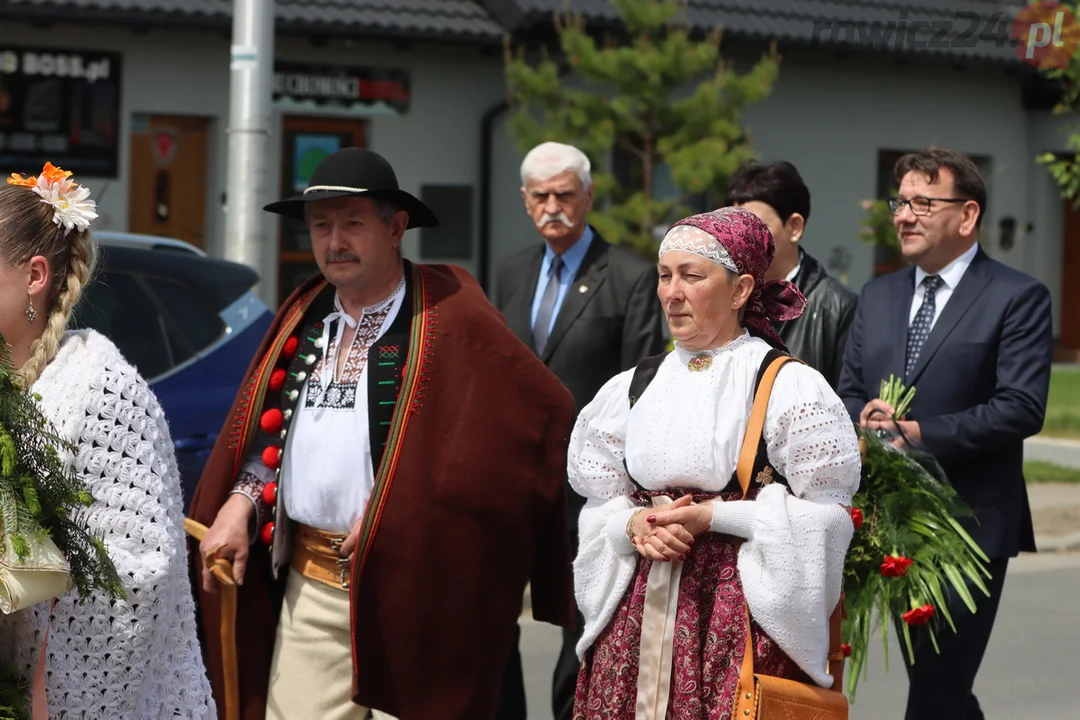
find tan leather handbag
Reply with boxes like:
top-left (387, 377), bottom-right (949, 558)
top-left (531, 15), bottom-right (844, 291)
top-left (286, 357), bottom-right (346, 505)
top-left (730, 354), bottom-right (849, 719)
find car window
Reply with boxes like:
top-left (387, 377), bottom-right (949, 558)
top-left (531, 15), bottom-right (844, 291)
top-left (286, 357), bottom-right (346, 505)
top-left (148, 276), bottom-right (225, 354)
top-left (72, 271), bottom-right (176, 380)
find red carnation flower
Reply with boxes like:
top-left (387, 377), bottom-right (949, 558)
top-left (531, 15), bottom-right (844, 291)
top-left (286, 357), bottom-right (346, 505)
top-left (902, 604), bottom-right (935, 625)
top-left (880, 555), bottom-right (913, 577)
top-left (851, 508), bottom-right (864, 530)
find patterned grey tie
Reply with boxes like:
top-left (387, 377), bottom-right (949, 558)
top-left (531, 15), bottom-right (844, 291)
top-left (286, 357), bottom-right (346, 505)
top-left (532, 255), bottom-right (564, 355)
top-left (905, 275), bottom-right (943, 378)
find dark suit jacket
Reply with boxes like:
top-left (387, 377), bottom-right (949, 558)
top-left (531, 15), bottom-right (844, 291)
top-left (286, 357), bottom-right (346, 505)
top-left (495, 229), bottom-right (668, 414)
top-left (777, 250), bottom-right (858, 389)
top-left (836, 246), bottom-right (1053, 559)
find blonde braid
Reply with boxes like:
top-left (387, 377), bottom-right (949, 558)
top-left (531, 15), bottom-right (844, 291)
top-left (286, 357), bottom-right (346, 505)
top-left (18, 230), bottom-right (98, 389)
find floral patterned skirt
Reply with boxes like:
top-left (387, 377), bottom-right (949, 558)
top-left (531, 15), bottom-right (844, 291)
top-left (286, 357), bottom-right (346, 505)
top-left (572, 490), bottom-right (812, 720)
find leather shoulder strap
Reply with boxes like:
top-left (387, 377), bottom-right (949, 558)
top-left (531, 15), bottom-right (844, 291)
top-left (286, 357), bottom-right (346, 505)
top-left (622, 352), bottom-right (669, 491)
top-left (627, 352), bottom-right (669, 408)
top-left (735, 594), bottom-right (847, 710)
top-left (735, 353), bottom-right (799, 498)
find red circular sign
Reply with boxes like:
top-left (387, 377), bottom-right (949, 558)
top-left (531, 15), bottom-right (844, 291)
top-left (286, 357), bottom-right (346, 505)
top-left (153, 130), bottom-right (176, 166)
top-left (1011, 1), bottom-right (1080, 69)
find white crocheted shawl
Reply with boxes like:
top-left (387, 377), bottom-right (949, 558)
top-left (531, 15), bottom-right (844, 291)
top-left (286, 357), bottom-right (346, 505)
top-left (0, 330), bottom-right (215, 719)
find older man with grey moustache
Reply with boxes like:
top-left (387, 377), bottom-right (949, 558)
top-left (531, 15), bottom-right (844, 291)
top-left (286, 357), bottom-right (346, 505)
top-left (493, 141), bottom-right (667, 720)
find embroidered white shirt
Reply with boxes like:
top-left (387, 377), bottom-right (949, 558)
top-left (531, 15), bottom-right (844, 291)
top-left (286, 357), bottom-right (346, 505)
top-left (244, 277), bottom-right (405, 534)
top-left (287, 278), bottom-right (405, 534)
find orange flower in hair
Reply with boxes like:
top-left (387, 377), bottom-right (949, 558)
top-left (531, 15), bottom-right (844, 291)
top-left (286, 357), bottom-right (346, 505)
top-left (6, 161), bottom-right (96, 234)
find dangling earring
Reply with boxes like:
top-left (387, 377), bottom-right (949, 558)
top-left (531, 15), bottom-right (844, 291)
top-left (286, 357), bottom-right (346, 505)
top-left (26, 297), bottom-right (37, 324)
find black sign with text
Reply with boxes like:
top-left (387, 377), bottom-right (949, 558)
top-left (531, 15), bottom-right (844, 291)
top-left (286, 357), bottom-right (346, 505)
top-left (273, 63), bottom-right (411, 113)
top-left (0, 46), bottom-right (122, 178)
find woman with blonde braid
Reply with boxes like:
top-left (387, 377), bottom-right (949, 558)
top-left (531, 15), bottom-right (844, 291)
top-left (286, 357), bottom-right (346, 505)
top-left (0, 164), bottom-right (214, 718)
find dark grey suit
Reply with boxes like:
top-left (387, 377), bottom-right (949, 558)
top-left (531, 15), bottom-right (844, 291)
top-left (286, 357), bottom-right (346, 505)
top-left (493, 228), bottom-right (667, 720)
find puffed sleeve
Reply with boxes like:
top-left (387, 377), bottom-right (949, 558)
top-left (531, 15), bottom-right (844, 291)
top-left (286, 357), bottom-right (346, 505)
top-left (764, 361), bottom-right (862, 505)
top-left (703, 362), bottom-right (860, 687)
top-left (567, 369), bottom-right (646, 659)
top-left (567, 369), bottom-right (639, 556)
top-left (708, 362), bottom-right (861, 537)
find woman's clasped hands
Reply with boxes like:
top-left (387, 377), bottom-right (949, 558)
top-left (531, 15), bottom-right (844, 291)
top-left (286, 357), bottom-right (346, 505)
top-left (628, 494), bottom-right (714, 563)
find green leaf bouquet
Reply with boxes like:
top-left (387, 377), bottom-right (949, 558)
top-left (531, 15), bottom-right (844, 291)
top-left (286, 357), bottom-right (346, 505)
top-left (842, 376), bottom-right (991, 700)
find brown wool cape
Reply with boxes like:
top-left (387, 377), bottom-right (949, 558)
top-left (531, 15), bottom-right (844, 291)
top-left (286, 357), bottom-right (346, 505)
top-left (187, 262), bottom-right (577, 719)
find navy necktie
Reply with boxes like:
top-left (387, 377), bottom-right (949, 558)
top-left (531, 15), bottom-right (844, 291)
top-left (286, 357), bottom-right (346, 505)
top-left (532, 255), bottom-right (564, 355)
top-left (905, 275), bottom-right (943, 378)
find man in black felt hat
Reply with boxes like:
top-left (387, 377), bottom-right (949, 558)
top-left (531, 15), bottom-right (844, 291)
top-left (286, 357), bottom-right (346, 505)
top-left (188, 147), bottom-right (578, 720)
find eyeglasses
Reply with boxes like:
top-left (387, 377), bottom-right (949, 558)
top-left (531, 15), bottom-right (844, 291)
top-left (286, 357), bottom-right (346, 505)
top-left (888, 196), bottom-right (968, 216)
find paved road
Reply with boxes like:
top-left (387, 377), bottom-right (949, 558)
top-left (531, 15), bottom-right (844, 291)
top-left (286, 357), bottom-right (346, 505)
top-left (519, 551), bottom-right (1080, 719)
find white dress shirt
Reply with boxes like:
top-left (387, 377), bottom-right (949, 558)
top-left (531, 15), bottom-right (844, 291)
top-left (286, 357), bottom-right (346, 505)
top-left (908, 242), bottom-right (979, 330)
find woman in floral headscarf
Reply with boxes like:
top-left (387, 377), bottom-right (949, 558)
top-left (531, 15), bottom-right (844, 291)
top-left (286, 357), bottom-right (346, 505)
top-left (568, 207), bottom-right (861, 718)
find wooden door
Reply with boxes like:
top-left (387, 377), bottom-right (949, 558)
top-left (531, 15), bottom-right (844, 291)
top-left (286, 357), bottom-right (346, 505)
top-left (128, 115), bottom-right (209, 248)
top-left (1060, 198), bottom-right (1080, 354)
top-left (277, 116), bottom-right (366, 306)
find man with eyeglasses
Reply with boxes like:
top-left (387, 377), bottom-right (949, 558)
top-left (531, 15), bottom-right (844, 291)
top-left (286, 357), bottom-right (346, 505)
top-left (837, 147), bottom-right (1053, 720)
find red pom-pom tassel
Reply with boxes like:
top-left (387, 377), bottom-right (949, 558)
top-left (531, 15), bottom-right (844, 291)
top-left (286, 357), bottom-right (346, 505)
top-left (259, 408), bottom-right (283, 434)
top-left (283, 337), bottom-right (299, 358)
top-left (268, 368), bottom-right (286, 392)
top-left (261, 481), bottom-right (278, 506)
top-left (259, 522), bottom-right (275, 546)
top-left (262, 445), bottom-right (281, 469)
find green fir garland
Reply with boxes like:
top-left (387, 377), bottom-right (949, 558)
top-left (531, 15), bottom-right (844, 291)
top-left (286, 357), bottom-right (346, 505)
top-left (0, 333), bottom-right (124, 719)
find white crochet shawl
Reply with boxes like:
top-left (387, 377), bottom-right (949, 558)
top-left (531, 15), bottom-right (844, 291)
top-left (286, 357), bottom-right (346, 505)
top-left (0, 330), bottom-right (214, 719)
top-left (569, 333), bottom-right (861, 688)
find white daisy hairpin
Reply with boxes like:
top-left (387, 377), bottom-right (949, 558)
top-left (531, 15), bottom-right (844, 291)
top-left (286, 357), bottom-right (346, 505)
top-left (7, 162), bottom-right (98, 235)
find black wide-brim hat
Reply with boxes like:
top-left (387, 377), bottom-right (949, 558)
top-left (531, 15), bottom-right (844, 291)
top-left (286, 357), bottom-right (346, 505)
top-left (264, 147), bottom-right (439, 229)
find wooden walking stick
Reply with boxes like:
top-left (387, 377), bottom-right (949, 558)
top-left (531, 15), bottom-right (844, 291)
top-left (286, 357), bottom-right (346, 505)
top-left (184, 517), bottom-right (240, 720)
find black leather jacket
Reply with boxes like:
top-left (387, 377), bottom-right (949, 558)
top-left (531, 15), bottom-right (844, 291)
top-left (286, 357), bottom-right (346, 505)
top-left (775, 251), bottom-right (859, 389)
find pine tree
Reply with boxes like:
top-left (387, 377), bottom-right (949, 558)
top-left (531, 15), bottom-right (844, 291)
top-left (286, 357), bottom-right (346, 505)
top-left (503, 0), bottom-right (780, 256)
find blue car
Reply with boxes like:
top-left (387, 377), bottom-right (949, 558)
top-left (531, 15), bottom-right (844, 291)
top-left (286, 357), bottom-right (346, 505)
top-left (72, 232), bottom-right (274, 510)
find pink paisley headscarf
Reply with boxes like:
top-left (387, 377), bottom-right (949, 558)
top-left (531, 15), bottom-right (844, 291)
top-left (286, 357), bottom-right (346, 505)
top-left (661, 207), bottom-right (807, 349)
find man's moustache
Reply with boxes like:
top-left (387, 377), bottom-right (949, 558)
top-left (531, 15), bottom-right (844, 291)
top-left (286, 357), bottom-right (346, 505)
top-left (540, 213), bottom-right (572, 227)
top-left (326, 252), bottom-right (358, 262)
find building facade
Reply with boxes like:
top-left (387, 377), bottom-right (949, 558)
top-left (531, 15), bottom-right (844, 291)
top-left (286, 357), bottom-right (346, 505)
top-left (1, 0), bottom-right (1077, 354)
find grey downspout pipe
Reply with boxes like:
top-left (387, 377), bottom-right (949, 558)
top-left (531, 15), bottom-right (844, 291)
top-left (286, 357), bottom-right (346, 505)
top-left (478, 56), bottom-right (572, 293)
top-left (479, 99), bottom-right (509, 293)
